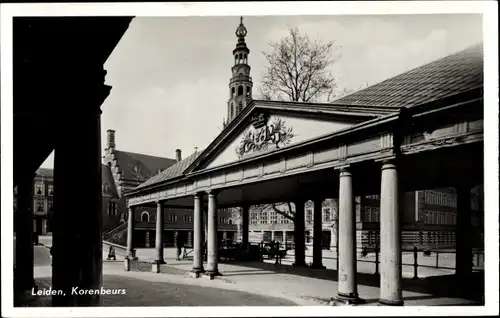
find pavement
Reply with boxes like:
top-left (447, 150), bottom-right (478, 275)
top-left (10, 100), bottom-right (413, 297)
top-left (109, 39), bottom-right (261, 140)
top-left (23, 236), bottom-right (484, 307)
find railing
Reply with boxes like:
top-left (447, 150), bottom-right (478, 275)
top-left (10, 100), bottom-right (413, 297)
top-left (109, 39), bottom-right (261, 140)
top-left (103, 221), bottom-right (127, 238)
top-left (252, 240), bottom-right (484, 279)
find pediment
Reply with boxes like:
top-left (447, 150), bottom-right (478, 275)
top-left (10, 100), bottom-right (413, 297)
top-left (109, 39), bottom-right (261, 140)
top-left (189, 101), bottom-right (382, 173)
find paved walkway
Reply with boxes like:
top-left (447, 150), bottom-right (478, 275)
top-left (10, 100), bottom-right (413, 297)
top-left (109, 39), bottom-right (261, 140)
top-left (31, 237), bottom-right (483, 306)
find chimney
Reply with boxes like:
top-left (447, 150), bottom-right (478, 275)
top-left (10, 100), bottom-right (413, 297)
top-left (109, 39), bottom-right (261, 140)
top-left (107, 129), bottom-right (116, 150)
top-left (175, 149), bottom-right (182, 162)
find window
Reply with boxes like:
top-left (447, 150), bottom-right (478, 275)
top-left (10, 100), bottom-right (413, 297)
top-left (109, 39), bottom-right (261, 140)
top-left (323, 208), bottom-right (331, 223)
top-left (228, 219), bottom-right (233, 225)
top-left (306, 209), bottom-right (313, 224)
top-left (424, 211), bottom-right (429, 224)
top-left (141, 212), bottom-right (149, 222)
top-left (35, 182), bottom-right (44, 195)
top-left (260, 211), bottom-right (268, 224)
top-left (168, 213), bottom-right (177, 223)
top-left (238, 85), bottom-right (244, 96)
top-left (270, 211), bottom-right (277, 224)
top-left (36, 199), bottom-right (44, 212)
top-left (48, 184), bottom-right (54, 196)
top-left (246, 86), bottom-right (251, 97)
top-left (250, 211), bottom-right (258, 224)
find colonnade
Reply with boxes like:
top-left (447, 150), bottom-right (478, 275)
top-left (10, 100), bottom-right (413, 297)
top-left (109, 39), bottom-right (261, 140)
top-left (124, 159), bottom-right (477, 305)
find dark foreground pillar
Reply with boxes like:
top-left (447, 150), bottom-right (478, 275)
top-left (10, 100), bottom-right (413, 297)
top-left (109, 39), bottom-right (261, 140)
top-left (51, 76), bottom-right (109, 306)
top-left (14, 174), bottom-right (36, 295)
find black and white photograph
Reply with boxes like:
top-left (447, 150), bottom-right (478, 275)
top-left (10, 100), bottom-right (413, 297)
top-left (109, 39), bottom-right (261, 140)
top-left (1, 1), bottom-right (498, 317)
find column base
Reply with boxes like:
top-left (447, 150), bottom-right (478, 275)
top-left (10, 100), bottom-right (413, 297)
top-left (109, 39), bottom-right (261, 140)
top-left (334, 292), bottom-right (365, 305)
top-left (203, 270), bottom-right (222, 280)
top-left (378, 298), bottom-right (404, 306)
top-left (311, 263), bottom-right (326, 269)
top-left (151, 260), bottom-right (165, 274)
top-left (189, 268), bottom-right (206, 278)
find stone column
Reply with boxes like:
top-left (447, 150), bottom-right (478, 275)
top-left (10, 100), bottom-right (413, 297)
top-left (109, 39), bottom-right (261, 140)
top-left (271, 231), bottom-right (275, 241)
top-left (192, 193), bottom-right (205, 276)
top-left (336, 168), bottom-right (361, 304)
top-left (205, 191), bottom-right (221, 278)
top-left (14, 174), bottom-right (36, 295)
top-left (379, 161), bottom-right (403, 306)
top-left (293, 200), bottom-right (306, 267)
top-left (154, 200), bottom-right (165, 264)
top-left (312, 198), bottom-right (325, 269)
top-left (242, 205), bottom-right (250, 249)
top-left (52, 91), bottom-right (105, 306)
top-left (455, 185), bottom-right (472, 278)
top-left (126, 206), bottom-right (137, 260)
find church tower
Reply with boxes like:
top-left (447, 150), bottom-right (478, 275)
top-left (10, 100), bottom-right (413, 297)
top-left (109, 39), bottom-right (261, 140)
top-left (227, 17), bottom-right (253, 124)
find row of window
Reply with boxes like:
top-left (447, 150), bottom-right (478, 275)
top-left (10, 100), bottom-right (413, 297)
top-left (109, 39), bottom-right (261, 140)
top-left (138, 213), bottom-right (233, 225)
top-left (234, 53), bottom-right (248, 65)
top-left (423, 210), bottom-right (456, 225)
top-left (34, 182), bottom-right (54, 196)
top-left (33, 198), bottom-right (53, 213)
top-left (423, 190), bottom-right (456, 208)
top-left (249, 208), bottom-right (334, 225)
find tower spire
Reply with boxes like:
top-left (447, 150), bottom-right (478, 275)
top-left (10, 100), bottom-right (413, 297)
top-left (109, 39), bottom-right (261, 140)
top-left (227, 16), bottom-right (253, 123)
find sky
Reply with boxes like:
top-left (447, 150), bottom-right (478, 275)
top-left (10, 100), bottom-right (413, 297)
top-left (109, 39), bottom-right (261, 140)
top-left (39, 14), bottom-right (483, 168)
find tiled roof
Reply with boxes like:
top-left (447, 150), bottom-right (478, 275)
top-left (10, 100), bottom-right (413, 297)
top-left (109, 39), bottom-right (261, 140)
top-left (36, 168), bottom-right (53, 179)
top-left (102, 164), bottom-right (119, 198)
top-left (135, 150), bottom-right (203, 189)
top-left (331, 43), bottom-right (483, 108)
top-left (114, 150), bottom-right (177, 183)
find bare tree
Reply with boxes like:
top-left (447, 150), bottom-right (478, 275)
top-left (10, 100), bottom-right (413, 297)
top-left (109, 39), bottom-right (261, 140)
top-left (259, 27), bottom-right (342, 103)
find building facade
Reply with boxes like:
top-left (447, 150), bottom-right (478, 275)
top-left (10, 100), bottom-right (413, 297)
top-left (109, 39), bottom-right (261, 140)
top-left (13, 168), bottom-right (55, 235)
top-left (101, 129), bottom-right (237, 247)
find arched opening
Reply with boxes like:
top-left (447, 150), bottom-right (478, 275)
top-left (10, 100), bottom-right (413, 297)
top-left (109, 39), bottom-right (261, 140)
top-left (234, 54), bottom-right (238, 65)
top-left (230, 103), bottom-right (234, 119)
top-left (244, 53), bottom-right (247, 63)
top-left (231, 87), bottom-right (235, 97)
top-left (237, 85), bottom-right (244, 96)
top-left (141, 211), bottom-right (150, 222)
top-left (228, 219), bottom-right (233, 225)
top-left (239, 53), bottom-right (243, 63)
top-left (246, 86), bottom-right (251, 97)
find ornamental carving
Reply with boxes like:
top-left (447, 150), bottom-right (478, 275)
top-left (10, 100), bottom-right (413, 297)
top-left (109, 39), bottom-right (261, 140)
top-left (235, 114), bottom-right (295, 159)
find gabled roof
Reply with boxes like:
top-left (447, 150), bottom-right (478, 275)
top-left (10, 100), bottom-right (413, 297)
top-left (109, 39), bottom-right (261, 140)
top-left (331, 43), bottom-right (483, 108)
top-left (114, 150), bottom-right (177, 183)
top-left (102, 164), bottom-right (119, 198)
top-left (36, 168), bottom-right (54, 179)
top-left (134, 150), bottom-right (203, 190)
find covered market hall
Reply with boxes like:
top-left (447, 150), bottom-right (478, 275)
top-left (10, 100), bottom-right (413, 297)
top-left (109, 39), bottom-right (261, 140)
top-left (124, 43), bottom-right (484, 306)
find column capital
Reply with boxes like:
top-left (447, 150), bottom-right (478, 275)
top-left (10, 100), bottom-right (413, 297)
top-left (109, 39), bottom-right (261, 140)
top-left (155, 199), bottom-right (165, 205)
top-left (335, 164), bottom-right (350, 173)
top-left (381, 159), bottom-right (397, 170)
top-left (206, 189), bottom-right (220, 197)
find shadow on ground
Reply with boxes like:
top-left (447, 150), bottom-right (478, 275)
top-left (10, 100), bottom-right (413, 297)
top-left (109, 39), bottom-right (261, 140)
top-left (224, 260), bottom-right (484, 304)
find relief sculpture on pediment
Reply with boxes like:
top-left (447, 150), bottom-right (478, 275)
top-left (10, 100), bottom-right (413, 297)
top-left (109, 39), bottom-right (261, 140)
top-left (235, 113), bottom-right (295, 159)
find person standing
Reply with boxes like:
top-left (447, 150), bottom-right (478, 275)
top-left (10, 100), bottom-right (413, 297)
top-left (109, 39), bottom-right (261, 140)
top-left (175, 232), bottom-right (184, 261)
